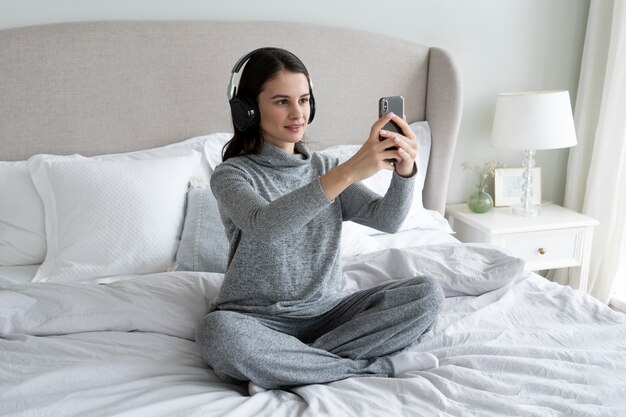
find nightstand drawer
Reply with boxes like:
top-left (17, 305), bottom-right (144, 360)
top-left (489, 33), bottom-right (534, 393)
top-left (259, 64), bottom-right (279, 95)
top-left (500, 228), bottom-right (583, 270)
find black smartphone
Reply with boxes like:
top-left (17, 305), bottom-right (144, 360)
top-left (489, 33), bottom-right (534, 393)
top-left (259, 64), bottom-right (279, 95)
top-left (378, 96), bottom-right (405, 134)
top-left (378, 96), bottom-right (405, 162)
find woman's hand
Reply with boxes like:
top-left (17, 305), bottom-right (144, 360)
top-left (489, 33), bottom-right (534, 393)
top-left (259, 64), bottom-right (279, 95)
top-left (319, 113), bottom-right (417, 200)
top-left (346, 112), bottom-right (418, 181)
top-left (340, 113), bottom-right (397, 182)
top-left (378, 113), bottom-right (418, 177)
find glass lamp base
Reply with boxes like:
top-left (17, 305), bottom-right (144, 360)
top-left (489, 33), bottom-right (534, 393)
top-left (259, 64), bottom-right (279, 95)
top-left (512, 149), bottom-right (541, 217)
top-left (511, 204), bottom-right (541, 217)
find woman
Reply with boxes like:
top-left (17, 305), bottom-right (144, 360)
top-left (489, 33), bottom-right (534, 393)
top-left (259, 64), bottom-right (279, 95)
top-left (196, 48), bottom-right (444, 395)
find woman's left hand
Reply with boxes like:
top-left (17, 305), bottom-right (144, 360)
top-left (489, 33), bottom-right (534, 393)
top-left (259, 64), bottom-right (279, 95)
top-left (378, 114), bottom-right (418, 177)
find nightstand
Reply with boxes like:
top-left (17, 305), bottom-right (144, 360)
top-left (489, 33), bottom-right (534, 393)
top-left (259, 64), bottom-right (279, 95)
top-left (445, 203), bottom-right (599, 292)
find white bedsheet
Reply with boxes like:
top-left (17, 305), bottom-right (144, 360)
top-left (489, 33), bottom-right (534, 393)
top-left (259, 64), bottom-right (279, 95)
top-left (1, 244), bottom-right (625, 417)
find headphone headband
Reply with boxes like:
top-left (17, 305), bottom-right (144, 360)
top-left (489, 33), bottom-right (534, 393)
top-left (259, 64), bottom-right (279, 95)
top-left (227, 47), bottom-right (270, 100)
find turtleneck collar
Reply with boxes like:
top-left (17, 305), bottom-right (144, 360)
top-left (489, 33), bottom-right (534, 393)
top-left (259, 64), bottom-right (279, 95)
top-left (247, 141), bottom-right (311, 168)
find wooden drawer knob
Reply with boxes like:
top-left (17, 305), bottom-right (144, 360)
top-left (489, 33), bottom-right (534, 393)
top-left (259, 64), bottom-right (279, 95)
top-left (538, 247), bottom-right (546, 255)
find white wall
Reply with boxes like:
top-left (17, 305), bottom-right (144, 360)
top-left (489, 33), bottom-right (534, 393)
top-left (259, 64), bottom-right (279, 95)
top-left (0, 0), bottom-right (590, 205)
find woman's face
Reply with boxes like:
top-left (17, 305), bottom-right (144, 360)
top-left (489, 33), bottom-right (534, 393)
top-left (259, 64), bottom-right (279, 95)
top-left (257, 70), bottom-right (311, 153)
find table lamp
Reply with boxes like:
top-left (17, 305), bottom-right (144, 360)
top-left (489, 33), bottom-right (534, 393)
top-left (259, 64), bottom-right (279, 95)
top-left (491, 90), bottom-right (577, 216)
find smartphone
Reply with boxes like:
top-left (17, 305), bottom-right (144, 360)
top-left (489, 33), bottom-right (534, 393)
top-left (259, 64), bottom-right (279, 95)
top-left (378, 96), bottom-right (405, 162)
top-left (378, 96), bottom-right (405, 134)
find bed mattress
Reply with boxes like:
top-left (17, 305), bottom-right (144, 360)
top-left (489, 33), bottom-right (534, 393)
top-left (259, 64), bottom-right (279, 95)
top-left (2, 243), bottom-right (625, 417)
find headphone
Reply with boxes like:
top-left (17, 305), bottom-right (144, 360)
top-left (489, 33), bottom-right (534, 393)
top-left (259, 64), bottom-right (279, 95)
top-left (227, 47), bottom-right (316, 131)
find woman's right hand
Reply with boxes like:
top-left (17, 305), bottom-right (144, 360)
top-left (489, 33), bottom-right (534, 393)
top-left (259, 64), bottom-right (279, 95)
top-left (342, 112), bottom-right (400, 182)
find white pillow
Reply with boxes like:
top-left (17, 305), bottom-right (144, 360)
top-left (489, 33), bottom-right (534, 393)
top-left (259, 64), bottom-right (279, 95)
top-left (340, 222), bottom-right (385, 258)
top-left (0, 161), bottom-right (46, 265)
top-left (0, 133), bottom-right (231, 267)
top-left (204, 133), bottom-right (232, 170)
top-left (29, 153), bottom-right (197, 282)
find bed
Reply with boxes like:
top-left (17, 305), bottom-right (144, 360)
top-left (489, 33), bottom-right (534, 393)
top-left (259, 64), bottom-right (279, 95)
top-left (1, 21), bottom-right (625, 417)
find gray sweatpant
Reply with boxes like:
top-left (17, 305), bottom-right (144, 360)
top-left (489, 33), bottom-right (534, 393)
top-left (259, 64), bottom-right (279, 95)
top-left (195, 276), bottom-right (444, 390)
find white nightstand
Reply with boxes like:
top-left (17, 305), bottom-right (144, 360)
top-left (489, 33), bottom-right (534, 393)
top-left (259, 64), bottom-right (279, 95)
top-left (445, 203), bottom-right (599, 292)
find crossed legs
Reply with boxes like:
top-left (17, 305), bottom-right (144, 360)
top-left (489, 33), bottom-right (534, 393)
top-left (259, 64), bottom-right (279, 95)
top-left (195, 276), bottom-right (444, 390)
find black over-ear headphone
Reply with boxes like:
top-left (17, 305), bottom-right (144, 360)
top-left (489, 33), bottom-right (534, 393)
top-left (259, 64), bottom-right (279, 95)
top-left (227, 47), bottom-right (316, 131)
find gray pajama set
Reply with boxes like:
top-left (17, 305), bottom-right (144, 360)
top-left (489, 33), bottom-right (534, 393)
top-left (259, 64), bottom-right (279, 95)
top-left (195, 141), bottom-right (443, 389)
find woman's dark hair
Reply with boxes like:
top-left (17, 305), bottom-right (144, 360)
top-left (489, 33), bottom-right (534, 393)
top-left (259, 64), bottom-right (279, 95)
top-left (222, 48), bottom-right (312, 161)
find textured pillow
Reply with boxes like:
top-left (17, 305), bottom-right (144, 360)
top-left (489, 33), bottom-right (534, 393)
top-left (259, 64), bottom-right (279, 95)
top-left (0, 161), bottom-right (46, 265)
top-left (174, 182), bottom-right (229, 273)
top-left (29, 153), bottom-right (197, 282)
top-left (0, 133), bottom-right (231, 268)
top-left (96, 132), bottom-right (232, 181)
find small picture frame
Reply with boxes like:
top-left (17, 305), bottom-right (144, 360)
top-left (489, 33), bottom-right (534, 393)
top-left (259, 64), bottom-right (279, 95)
top-left (494, 167), bottom-right (542, 207)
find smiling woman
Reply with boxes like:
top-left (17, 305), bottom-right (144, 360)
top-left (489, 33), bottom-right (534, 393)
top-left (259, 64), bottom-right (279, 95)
top-left (257, 70), bottom-right (312, 152)
top-left (223, 48), bottom-right (317, 161)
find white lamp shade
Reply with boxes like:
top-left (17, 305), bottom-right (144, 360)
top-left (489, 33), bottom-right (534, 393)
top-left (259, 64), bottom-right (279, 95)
top-left (491, 90), bottom-right (577, 150)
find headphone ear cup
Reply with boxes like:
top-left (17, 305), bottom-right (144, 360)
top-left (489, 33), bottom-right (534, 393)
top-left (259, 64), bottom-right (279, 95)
top-left (308, 92), bottom-right (316, 124)
top-left (230, 96), bottom-right (260, 131)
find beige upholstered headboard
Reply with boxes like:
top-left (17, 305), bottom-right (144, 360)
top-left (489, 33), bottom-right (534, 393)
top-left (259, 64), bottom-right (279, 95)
top-left (0, 21), bottom-right (462, 213)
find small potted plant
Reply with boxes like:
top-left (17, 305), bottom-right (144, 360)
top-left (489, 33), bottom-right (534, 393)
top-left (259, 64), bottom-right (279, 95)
top-left (461, 160), bottom-right (505, 213)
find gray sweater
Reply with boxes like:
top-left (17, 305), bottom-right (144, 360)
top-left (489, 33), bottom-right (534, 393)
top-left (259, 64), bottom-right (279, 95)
top-left (210, 141), bottom-right (415, 317)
